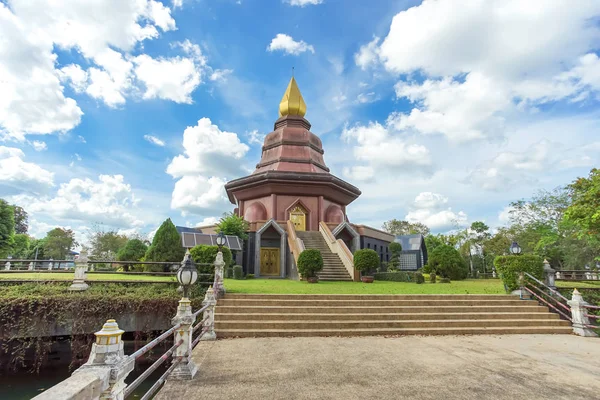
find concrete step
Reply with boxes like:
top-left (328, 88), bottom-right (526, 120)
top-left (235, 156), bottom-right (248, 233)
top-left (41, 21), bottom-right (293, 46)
top-left (223, 294), bottom-right (519, 300)
top-left (217, 299), bottom-right (531, 307)
top-left (216, 305), bottom-right (550, 314)
top-left (217, 326), bottom-right (573, 338)
top-left (215, 319), bottom-right (570, 330)
top-left (215, 312), bottom-right (561, 321)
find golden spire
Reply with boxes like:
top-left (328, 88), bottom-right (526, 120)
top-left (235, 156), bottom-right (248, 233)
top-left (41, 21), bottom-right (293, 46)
top-left (278, 76), bottom-right (307, 118)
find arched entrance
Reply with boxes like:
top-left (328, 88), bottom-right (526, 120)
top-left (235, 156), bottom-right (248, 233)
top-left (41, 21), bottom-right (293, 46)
top-left (290, 205), bottom-right (307, 231)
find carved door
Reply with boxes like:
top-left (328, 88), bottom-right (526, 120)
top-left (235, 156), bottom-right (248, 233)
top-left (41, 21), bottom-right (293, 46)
top-left (290, 205), bottom-right (306, 231)
top-left (260, 248), bottom-right (280, 276)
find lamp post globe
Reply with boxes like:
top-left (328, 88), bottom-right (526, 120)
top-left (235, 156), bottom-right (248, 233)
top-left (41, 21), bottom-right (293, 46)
top-left (216, 232), bottom-right (226, 252)
top-left (509, 241), bottom-right (522, 255)
top-left (177, 250), bottom-right (198, 298)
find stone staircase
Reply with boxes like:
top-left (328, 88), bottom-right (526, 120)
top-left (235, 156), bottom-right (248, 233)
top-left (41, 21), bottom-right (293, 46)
top-left (215, 294), bottom-right (572, 338)
top-left (296, 231), bottom-right (352, 281)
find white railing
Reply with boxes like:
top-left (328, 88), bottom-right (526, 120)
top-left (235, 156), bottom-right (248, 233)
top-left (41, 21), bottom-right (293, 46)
top-left (319, 222), bottom-right (358, 281)
top-left (32, 249), bottom-right (225, 400)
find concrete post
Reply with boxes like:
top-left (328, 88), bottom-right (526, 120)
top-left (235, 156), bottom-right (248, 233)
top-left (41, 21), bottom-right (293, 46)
top-left (555, 271), bottom-right (562, 280)
top-left (492, 268), bottom-right (497, 278)
top-left (77, 319), bottom-right (134, 399)
top-left (200, 286), bottom-right (217, 341)
top-left (543, 259), bottom-right (556, 289)
top-left (4, 261), bottom-right (10, 271)
top-left (28, 262), bottom-right (34, 271)
top-left (585, 272), bottom-right (592, 280)
top-left (213, 251), bottom-right (225, 298)
top-left (567, 289), bottom-right (598, 337)
top-left (170, 298), bottom-right (198, 380)
top-left (69, 250), bottom-right (90, 291)
top-left (48, 258), bottom-right (53, 270)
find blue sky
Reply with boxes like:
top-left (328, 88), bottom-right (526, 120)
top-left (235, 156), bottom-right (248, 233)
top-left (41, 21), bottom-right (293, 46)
top-left (1, 0), bottom-right (599, 244)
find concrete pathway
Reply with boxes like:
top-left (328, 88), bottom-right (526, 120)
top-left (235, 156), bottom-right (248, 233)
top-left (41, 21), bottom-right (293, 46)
top-left (156, 335), bottom-right (600, 400)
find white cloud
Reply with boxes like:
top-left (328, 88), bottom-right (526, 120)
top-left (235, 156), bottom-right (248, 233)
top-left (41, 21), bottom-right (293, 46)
top-left (173, 40), bottom-right (207, 65)
top-left (24, 174), bottom-right (143, 228)
top-left (167, 118), bottom-right (250, 215)
top-left (356, 92), bottom-right (379, 104)
top-left (59, 64), bottom-right (89, 93)
top-left (0, 146), bottom-right (54, 193)
top-left (210, 69), bottom-right (233, 82)
top-left (133, 55), bottom-right (202, 103)
top-left (267, 34), bottom-right (315, 55)
top-left (246, 130), bottom-right (265, 146)
top-left (405, 191), bottom-right (467, 231)
top-left (77, 135), bottom-right (87, 143)
top-left (357, 0), bottom-right (600, 142)
top-left (342, 166), bottom-right (374, 182)
top-left (195, 216), bottom-right (219, 227)
top-left (144, 134), bottom-right (166, 147)
top-left (285, 0), bottom-right (323, 6)
top-left (32, 141), bottom-right (47, 151)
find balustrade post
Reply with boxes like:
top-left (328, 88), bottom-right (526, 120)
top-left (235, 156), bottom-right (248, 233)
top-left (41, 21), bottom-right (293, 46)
top-left (170, 297), bottom-right (198, 380)
top-left (543, 259), bottom-right (556, 289)
top-left (213, 251), bottom-right (226, 298)
top-left (567, 289), bottom-right (598, 337)
top-left (69, 250), bottom-right (90, 291)
top-left (200, 286), bottom-right (217, 341)
top-left (492, 268), bottom-right (497, 278)
top-left (4, 261), bottom-right (10, 271)
top-left (28, 261), bottom-right (34, 270)
top-left (77, 319), bottom-right (134, 399)
top-left (48, 258), bottom-right (53, 270)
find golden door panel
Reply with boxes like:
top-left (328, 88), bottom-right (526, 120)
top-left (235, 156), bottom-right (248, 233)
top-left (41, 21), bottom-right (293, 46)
top-left (260, 248), bottom-right (280, 276)
top-left (290, 205), bottom-right (306, 231)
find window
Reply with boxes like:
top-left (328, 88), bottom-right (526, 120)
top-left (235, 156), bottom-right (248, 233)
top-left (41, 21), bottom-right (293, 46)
top-left (386, 254), bottom-right (389, 262)
top-left (374, 244), bottom-right (378, 251)
top-left (367, 243), bottom-right (371, 249)
top-left (400, 253), bottom-right (418, 270)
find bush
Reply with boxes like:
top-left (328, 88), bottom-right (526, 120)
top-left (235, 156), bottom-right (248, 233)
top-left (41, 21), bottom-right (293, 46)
top-left (373, 271), bottom-right (415, 282)
top-left (144, 218), bottom-right (185, 268)
top-left (233, 265), bottom-right (244, 280)
top-left (225, 266), bottom-right (233, 279)
top-left (494, 255), bottom-right (543, 292)
top-left (189, 245), bottom-right (233, 278)
top-left (246, 273), bottom-right (255, 279)
top-left (427, 244), bottom-right (469, 280)
top-left (298, 249), bottom-right (324, 278)
top-left (422, 264), bottom-right (432, 274)
top-left (430, 272), bottom-right (436, 283)
top-left (440, 277), bottom-right (451, 283)
top-left (379, 261), bottom-right (389, 272)
top-left (117, 239), bottom-right (148, 272)
top-left (388, 242), bottom-right (402, 270)
top-left (353, 249), bottom-right (379, 275)
top-left (415, 272), bottom-right (425, 284)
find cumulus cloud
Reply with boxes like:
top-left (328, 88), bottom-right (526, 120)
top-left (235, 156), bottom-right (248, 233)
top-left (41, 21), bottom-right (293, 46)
top-left (167, 118), bottom-right (250, 215)
top-left (246, 130), bottom-right (265, 146)
top-left (0, 146), bottom-right (54, 194)
top-left (406, 192), bottom-right (467, 231)
top-left (32, 141), bottom-right (47, 151)
top-left (267, 34), bottom-right (315, 55)
top-left (144, 135), bottom-right (166, 147)
top-left (355, 0), bottom-right (600, 142)
top-left (133, 55), bottom-right (202, 103)
top-left (285, 0), bottom-right (323, 6)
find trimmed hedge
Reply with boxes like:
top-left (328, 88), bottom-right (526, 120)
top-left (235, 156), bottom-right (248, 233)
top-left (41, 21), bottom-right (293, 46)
top-left (233, 265), bottom-right (244, 280)
top-left (189, 245), bottom-right (233, 279)
top-left (225, 266), bottom-right (233, 279)
top-left (373, 271), bottom-right (415, 282)
top-left (298, 249), bottom-right (324, 278)
top-left (353, 249), bottom-right (379, 274)
top-left (415, 272), bottom-right (425, 284)
top-left (494, 255), bottom-right (543, 292)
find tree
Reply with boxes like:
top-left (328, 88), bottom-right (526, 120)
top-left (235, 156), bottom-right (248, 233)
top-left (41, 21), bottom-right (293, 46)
top-left (144, 218), bottom-right (186, 266)
top-left (470, 221), bottom-right (491, 273)
top-left (44, 228), bottom-right (77, 259)
top-left (116, 239), bottom-right (148, 271)
top-left (427, 244), bottom-right (468, 280)
top-left (11, 234), bottom-right (31, 258)
top-left (0, 199), bottom-right (15, 258)
top-left (88, 225), bottom-right (129, 260)
top-left (382, 219), bottom-right (430, 236)
top-left (563, 168), bottom-right (600, 260)
top-left (216, 212), bottom-right (249, 240)
top-left (388, 242), bottom-right (402, 270)
top-left (13, 206), bottom-right (28, 234)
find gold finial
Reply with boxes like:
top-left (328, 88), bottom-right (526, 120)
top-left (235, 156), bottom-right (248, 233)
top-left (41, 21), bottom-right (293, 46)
top-left (278, 76), bottom-right (306, 118)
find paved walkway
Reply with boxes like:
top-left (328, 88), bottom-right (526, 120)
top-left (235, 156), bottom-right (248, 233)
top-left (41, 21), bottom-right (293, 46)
top-left (156, 334), bottom-right (600, 400)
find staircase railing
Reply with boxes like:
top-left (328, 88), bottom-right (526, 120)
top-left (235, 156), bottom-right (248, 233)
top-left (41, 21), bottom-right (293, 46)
top-left (286, 220), bottom-right (305, 267)
top-left (522, 272), bottom-right (599, 336)
top-left (319, 222), bottom-right (359, 282)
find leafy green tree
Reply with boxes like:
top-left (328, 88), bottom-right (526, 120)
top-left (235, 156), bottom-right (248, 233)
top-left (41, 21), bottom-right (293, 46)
top-left (216, 212), bottom-right (249, 240)
top-left (427, 244), bottom-right (468, 280)
top-left (26, 238), bottom-right (46, 259)
top-left (0, 199), bottom-right (15, 258)
top-left (353, 249), bottom-right (380, 275)
top-left (13, 206), bottom-right (28, 234)
top-left (117, 239), bottom-right (148, 271)
top-left (470, 221), bottom-right (491, 273)
top-left (388, 242), bottom-right (402, 270)
top-left (44, 228), bottom-right (77, 259)
top-left (189, 245), bottom-right (233, 278)
top-left (87, 224), bottom-right (129, 260)
top-left (563, 168), bottom-right (600, 260)
top-left (11, 234), bottom-right (30, 258)
top-left (144, 218), bottom-right (186, 267)
top-left (382, 219), bottom-right (430, 236)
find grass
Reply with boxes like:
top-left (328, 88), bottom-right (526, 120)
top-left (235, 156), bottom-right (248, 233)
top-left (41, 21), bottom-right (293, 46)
top-left (0, 272), bottom-right (176, 282)
top-left (555, 280), bottom-right (600, 289)
top-left (224, 278), bottom-right (507, 294)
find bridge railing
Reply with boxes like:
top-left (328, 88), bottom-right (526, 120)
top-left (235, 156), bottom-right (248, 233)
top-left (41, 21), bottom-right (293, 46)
top-left (32, 249), bottom-right (226, 400)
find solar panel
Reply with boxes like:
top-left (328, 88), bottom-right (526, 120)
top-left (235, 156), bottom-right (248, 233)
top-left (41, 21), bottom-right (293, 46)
top-left (180, 233), bottom-right (243, 250)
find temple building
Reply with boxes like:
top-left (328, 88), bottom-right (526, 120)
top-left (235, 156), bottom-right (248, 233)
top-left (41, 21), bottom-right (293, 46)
top-left (219, 77), bottom-right (395, 280)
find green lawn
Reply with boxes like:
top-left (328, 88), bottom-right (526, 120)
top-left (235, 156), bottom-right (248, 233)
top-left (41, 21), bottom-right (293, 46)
top-left (224, 278), bottom-right (507, 294)
top-left (0, 272), bottom-right (176, 282)
top-left (555, 280), bottom-right (600, 288)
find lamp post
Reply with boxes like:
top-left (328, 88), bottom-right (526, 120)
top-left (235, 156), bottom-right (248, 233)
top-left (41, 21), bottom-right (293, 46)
top-left (216, 232), bottom-right (226, 252)
top-left (509, 241), bottom-right (522, 256)
top-left (177, 250), bottom-right (198, 299)
top-left (214, 232), bottom-right (226, 297)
